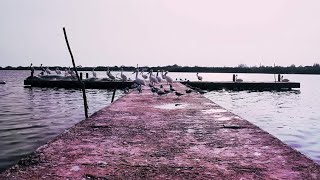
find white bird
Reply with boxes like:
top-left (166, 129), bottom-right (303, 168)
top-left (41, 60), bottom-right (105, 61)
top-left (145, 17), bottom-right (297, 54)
top-left (148, 69), bottom-right (159, 85)
top-left (140, 69), bottom-right (148, 79)
top-left (156, 70), bottom-right (162, 82)
top-left (106, 67), bottom-right (115, 80)
top-left (235, 74), bottom-right (243, 82)
top-left (164, 71), bottom-right (173, 84)
top-left (133, 69), bottom-right (146, 86)
top-left (55, 67), bottom-right (61, 75)
top-left (120, 68), bottom-right (127, 81)
top-left (45, 67), bottom-right (52, 75)
top-left (92, 67), bottom-right (97, 78)
top-left (196, 73), bottom-right (203, 81)
top-left (64, 68), bottom-right (69, 76)
top-left (281, 75), bottom-right (290, 82)
top-left (161, 70), bottom-right (166, 79)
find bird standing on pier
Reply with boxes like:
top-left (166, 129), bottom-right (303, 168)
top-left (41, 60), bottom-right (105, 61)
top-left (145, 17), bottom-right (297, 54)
top-left (186, 89), bottom-right (193, 95)
top-left (156, 70), bottom-right (162, 82)
top-left (164, 71), bottom-right (173, 84)
top-left (55, 67), bottom-right (61, 75)
top-left (45, 67), bottom-right (52, 75)
top-left (196, 73), bottom-right (203, 81)
top-left (148, 69), bottom-right (159, 85)
top-left (169, 84), bottom-right (176, 92)
top-left (92, 67), bottom-right (97, 78)
top-left (175, 91), bottom-right (184, 98)
top-left (106, 67), bottom-right (115, 80)
top-left (140, 69), bottom-right (148, 79)
top-left (133, 69), bottom-right (146, 86)
top-left (120, 68), bottom-right (127, 81)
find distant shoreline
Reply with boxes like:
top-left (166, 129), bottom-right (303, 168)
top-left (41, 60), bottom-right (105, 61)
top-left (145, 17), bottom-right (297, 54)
top-left (1, 65), bottom-right (320, 74)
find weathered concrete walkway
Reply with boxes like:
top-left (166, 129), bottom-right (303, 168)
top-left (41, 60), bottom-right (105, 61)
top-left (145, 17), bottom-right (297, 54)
top-left (1, 83), bottom-right (320, 179)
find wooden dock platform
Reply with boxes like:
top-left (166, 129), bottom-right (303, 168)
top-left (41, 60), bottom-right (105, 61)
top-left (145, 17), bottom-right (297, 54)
top-left (181, 81), bottom-right (300, 91)
top-left (1, 82), bottom-right (318, 179)
top-left (24, 76), bottom-right (300, 91)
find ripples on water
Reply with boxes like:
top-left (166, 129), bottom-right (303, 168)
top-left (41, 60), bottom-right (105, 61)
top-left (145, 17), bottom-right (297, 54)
top-left (1, 70), bottom-right (320, 172)
top-left (0, 70), bottom-right (122, 172)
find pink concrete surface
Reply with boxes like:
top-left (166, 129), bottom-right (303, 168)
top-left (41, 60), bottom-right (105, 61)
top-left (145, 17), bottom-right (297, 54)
top-left (1, 83), bottom-right (320, 179)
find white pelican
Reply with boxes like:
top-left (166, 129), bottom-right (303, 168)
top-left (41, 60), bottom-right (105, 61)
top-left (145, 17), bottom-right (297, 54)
top-left (156, 70), bottom-right (162, 82)
top-left (140, 69), bottom-right (148, 79)
top-left (196, 73), bottom-right (203, 81)
top-left (106, 67), bottom-right (115, 80)
top-left (161, 70), bottom-right (166, 79)
top-left (133, 69), bottom-right (146, 86)
top-left (148, 69), bottom-right (158, 85)
top-left (55, 67), bottom-right (61, 75)
top-left (64, 68), bottom-right (69, 76)
top-left (281, 75), bottom-right (289, 82)
top-left (92, 67), bottom-right (97, 78)
top-left (120, 68), bottom-right (127, 81)
top-left (68, 67), bottom-right (76, 77)
top-left (235, 74), bottom-right (243, 82)
top-left (45, 67), bottom-right (52, 75)
top-left (164, 71), bottom-right (173, 84)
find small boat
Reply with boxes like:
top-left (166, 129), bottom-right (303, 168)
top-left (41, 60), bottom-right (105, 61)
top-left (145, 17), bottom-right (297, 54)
top-left (0, 81), bottom-right (6, 84)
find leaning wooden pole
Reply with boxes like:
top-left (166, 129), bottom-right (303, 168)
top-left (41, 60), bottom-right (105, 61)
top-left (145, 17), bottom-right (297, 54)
top-left (63, 27), bottom-right (89, 118)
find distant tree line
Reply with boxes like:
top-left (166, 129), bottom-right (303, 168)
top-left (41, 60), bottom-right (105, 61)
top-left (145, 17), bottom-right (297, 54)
top-left (2, 63), bottom-right (320, 74)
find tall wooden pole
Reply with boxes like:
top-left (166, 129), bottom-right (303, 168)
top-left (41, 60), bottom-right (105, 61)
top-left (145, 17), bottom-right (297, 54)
top-left (63, 27), bottom-right (89, 118)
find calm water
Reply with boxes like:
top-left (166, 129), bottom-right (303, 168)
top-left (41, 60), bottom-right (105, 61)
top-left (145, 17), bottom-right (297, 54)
top-left (0, 70), bottom-right (319, 172)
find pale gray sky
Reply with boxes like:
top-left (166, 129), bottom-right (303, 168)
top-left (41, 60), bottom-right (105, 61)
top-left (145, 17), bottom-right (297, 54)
top-left (1, 0), bottom-right (320, 67)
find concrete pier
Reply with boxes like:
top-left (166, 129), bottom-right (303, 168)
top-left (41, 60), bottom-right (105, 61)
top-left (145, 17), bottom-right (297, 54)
top-left (1, 83), bottom-right (319, 179)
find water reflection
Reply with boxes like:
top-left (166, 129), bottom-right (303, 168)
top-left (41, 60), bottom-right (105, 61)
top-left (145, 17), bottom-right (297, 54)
top-left (1, 70), bottom-right (320, 173)
top-left (205, 89), bottom-right (320, 164)
top-left (0, 70), bottom-right (123, 172)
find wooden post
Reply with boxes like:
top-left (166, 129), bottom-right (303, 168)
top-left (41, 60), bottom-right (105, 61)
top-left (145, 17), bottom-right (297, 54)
top-left (111, 86), bottom-right (117, 103)
top-left (278, 74), bottom-right (281, 82)
top-left (63, 27), bottom-right (89, 118)
top-left (80, 73), bottom-right (83, 80)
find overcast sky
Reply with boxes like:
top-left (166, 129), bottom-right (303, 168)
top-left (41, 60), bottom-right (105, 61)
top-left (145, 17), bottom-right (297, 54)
top-left (1, 0), bottom-right (320, 67)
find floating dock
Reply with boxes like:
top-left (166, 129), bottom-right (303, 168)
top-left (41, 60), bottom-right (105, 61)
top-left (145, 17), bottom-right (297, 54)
top-left (1, 83), bottom-right (318, 179)
top-left (24, 76), bottom-right (300, 91)
top-left (181, 81), bottom-right (300, 91)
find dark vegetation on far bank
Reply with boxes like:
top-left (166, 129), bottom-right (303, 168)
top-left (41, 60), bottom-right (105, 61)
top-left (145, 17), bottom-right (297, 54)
top-left (2, 63), bottom-right (320, 74)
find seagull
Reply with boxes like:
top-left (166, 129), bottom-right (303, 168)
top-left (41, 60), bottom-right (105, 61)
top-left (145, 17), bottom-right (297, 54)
top-left (186, 89), bottom-right (193, 95)
top-left (133, 69), bottom-right (146, 86)
top-left (175, 91), bottom-right (184, 98)
top-left (151, 87), bottom-right (157, 95)
top-left (156, 89), bottom-right (166, 96)
top-left (124, 87), bottom-right (130, 94)
top-left (169, 84), bottom-right (176, 92)
top-left (45, 67), bottom-right (52, 75)
top-left (196, 73), bottom-right (203, 81)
